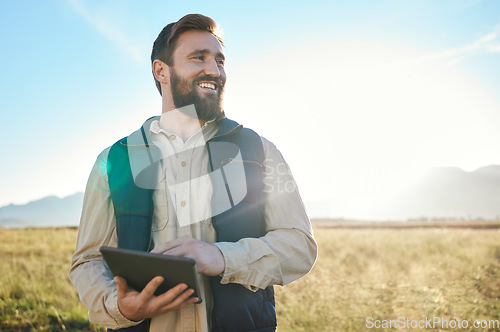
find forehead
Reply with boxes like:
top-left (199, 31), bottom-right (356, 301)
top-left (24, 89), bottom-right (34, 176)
top-left (173, 30), bottom-right (224, 57)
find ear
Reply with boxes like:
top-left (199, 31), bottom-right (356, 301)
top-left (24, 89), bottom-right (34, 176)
top-left (152, 59), bottom-right (170, 85)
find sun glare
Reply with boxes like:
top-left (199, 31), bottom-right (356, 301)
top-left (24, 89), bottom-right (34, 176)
top-left (224, 41), bottom-right (500, 218)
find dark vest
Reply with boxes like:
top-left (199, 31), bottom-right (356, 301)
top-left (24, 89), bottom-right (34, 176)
top-left (106, 118), bottom-right (276, 332)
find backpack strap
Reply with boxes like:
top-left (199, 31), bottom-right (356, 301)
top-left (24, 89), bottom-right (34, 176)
top-left (107, 127), bottom-right (159, 252)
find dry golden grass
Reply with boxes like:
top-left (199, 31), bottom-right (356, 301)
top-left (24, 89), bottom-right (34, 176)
top-left (0, 228), bottom-right (103, 331)
top-left (275, 228), bottom-right (500, 331)
top-left (0, 227), bottom-right (499, 331)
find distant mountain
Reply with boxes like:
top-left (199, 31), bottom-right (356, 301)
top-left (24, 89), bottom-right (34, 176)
top-left (383, 165), bottom-right (500, 220)
top-left (2, 165), bottom-right (500, 227)
top-left (0, 193), bottom-right (84, 228)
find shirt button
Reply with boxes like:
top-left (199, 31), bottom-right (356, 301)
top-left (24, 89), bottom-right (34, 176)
top-left (181, 161), bottom-right (187, 167)
top-left (229, 277), bottom-right (235, 283)
top-left (180, 200), bottom-right (187, 207)
top-left (169, 134), bottom-right (176, 140)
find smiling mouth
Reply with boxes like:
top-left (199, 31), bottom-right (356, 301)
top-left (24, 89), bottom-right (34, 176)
top-left (198, 82), bottom-right (217, 92)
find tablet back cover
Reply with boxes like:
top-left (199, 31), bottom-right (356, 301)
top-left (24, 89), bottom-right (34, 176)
top-left (100, 246), bottom-right (201, 300)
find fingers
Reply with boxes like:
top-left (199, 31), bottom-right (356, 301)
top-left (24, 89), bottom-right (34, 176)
top-left (156, 283), bottom-right (188, 303)
top-left (165, 290), bottom-right (197, 310)
top-left (150, 238), bottom-right (180, 254)
top-left (163, 246), bottom-right (189, 258)
top-left (140, 276), bottom-right (165, 299)
top-left (151, 236), bottom-right (191, 254)
top-left (158, 286), bottom-right (198, 312)
top-left (115, 275), bottom-right (199, 320)
top-left (151, 239), bottom-right (223, 276)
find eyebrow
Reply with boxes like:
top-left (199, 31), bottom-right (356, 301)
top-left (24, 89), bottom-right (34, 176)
top-left (188, 49), bottom-right (225, 61)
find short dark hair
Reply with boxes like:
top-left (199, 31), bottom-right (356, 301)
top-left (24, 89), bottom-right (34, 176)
top-left (151, 14), bottom-right (224, 95)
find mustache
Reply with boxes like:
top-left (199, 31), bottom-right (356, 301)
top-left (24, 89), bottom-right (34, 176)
top-left (194, 75), bottom-right (224, 88)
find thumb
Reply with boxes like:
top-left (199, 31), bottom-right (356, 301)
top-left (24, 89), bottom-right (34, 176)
top-left (114, 276), bottom-right (128, 297)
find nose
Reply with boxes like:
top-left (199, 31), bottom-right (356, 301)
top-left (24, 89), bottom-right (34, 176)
top-left (204, 58), bottom-right (220, 77)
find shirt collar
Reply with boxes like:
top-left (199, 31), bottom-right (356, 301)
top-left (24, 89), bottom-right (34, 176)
top-left (149, 115), bottom-right (219, 137)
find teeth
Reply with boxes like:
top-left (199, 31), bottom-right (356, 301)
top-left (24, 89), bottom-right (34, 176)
top-left (198, 82), bottom-right (216, 90)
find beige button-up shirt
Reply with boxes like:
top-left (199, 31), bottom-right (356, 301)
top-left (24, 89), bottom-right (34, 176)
top-left (69, 115), bottom-right (317, 331)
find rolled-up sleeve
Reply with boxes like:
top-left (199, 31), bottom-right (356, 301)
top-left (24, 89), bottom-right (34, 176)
top-left (214, 138), bottom-right (317, 290)
top-left (68, 148), bottom-right (140, 329)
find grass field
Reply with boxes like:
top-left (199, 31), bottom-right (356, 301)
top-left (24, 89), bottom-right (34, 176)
top-left (0, 227), bottom-right (499, 331)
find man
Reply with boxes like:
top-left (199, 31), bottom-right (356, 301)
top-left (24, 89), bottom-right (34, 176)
top-left (69, 14), bottom-right (317, 332)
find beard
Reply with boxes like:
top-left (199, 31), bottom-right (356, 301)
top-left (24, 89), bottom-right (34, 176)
top-left (169, 68), bottom-right (224, 121)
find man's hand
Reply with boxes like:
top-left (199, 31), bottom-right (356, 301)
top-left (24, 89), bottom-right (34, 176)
top-left (115, 276), bottom-right (198, 322)
top-left (151, 237), bottom-right (225, 276)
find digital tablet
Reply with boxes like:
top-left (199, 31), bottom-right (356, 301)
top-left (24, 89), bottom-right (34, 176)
top-left (100, 246), bottom-right (202, 303)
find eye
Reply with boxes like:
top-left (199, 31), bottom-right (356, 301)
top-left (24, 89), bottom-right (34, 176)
top-left (216, 59), bottom-right (225, 66)
top-left (192, 55), bottom-right (205, 61)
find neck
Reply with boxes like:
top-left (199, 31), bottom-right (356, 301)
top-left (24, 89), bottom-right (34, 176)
top-left (159, 107), bottom-right (206, 142)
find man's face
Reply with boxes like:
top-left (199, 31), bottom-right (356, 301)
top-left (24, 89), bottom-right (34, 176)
top-left (168, 30), bottom-right (226, 121)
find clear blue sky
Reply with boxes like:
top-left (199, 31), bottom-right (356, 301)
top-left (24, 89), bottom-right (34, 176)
top-left (1, 0), bottom-right (500, 218)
